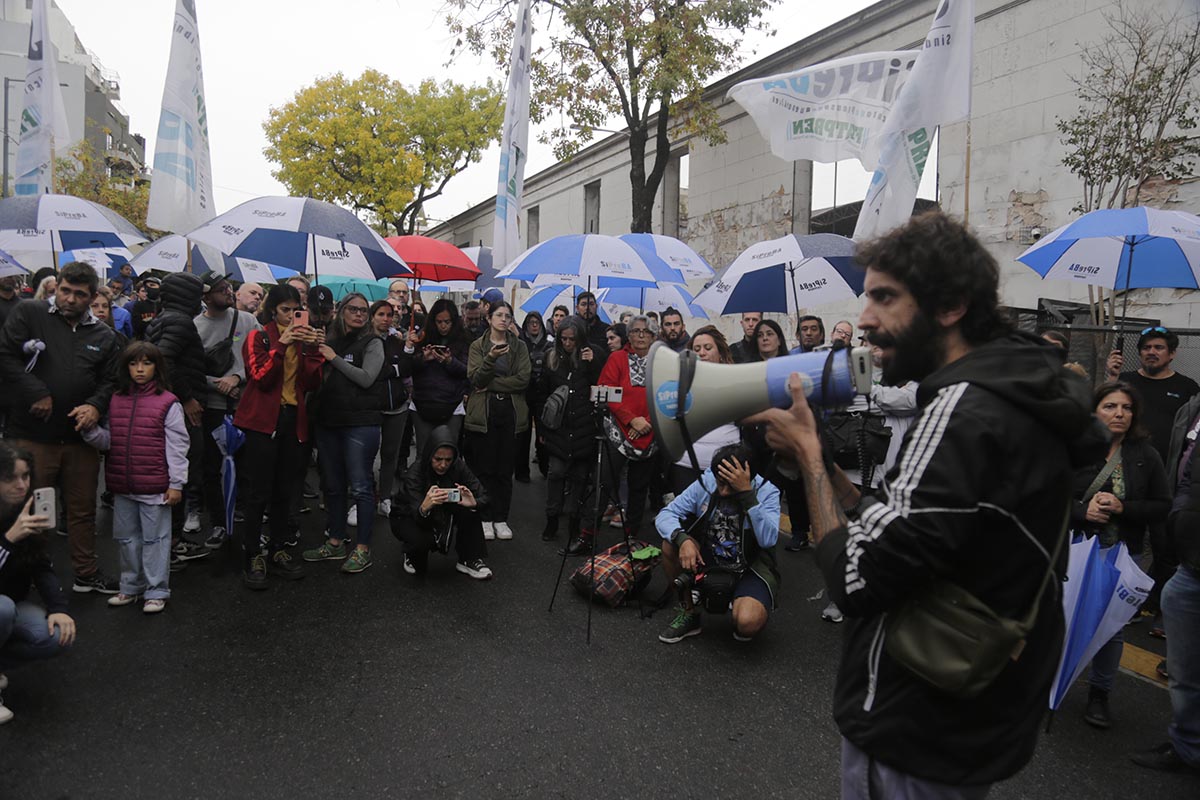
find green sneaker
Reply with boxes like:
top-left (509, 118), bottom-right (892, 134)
top-left (302, 540), bottom-right (347, 562)
top-left (340, 548), bottom-right (372, 574)
top-left (658, 606), bottom-right (701, 643)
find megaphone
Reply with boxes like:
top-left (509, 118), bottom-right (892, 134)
top-left (646, 342), bottom-right (873, 462)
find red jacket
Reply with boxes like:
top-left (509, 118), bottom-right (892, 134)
top-left (233, 322), bottom-right (324, 442)
top-left (597, 346), bottom-right (653, 446)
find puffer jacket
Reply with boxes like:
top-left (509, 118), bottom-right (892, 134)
top-left (539, 329), bottom-right (602, 462)
top-left (145, 273), bottom-right (207, 404)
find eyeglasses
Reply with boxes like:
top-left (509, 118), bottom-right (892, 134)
top-left (629, 328), bottom-right (652, 336)
top-left (1141, 326), bottom-right (1169, 335)
top-left (345, 306), bottom-right (369, 315)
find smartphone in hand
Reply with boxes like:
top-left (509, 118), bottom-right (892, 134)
top-left (294, 309), bottom-right (309, 328)
top-left (33, 487), bottom-right (56, 530)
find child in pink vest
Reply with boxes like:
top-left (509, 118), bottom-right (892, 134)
top-left (84, 342), bottom-right (188, 613)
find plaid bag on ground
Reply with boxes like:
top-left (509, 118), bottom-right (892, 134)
top-left (570, 540), bottom-right (660, 608)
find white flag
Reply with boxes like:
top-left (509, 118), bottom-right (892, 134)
top-left (854, 0), bottom-right (974, 240)
top-left (492, 0), bottom-right (533, 274)
top-left (147, 0), bottom-right (215, 233)
top-left (727, 51), bottom-right (919, 169)
top-left (13, 0), bottom-right (70, 196)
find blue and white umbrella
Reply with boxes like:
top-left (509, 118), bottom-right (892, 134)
top-left (58, 247), bottom-right (133, 279)
top-left (694, 233), bottom-right (861, 315)
top-left (520, 284), bottom-right (611, 324)
top-left (0, 246), bottom-right (28, 278)
top-left (597, 284), bottom-right (708, 319)
top-left (213, 415), bottom-right (246, 542)
top-left (619, 233), bottom-right (714, 281)
top-left (131, 234), bottom-right (298, 283)
top-left (497, 234), bottom-right (661, 289)
top-left (0, 194), bottom-right (150, 269)
top-left (1049, 535), bottom-right (1153, 710)
top-left (1018, 208), bottom-right (1200, 323)
top-left (186, 196), bottom-right (412, 282)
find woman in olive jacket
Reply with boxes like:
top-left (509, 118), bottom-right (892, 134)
top-left (465, 302), bottom-right (530, 540)
top-left (538, 315), bottom-right (601, 543)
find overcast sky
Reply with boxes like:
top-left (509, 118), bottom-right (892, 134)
top-left (56, 0), bottom-right (887, 224)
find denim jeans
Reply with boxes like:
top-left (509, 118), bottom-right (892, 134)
top-left (112, 495), bottom-right (172, 599)
top-left (1163, 564), bottom-right (1200, 767)
top-left (0, 596), bottom-right (64, 671)
top-left (318, 425), bottom-right (382, 547)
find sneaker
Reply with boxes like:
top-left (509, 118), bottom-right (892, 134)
top-left (204, 526), bottom-right (227, 549)
top-left (560, 534), bottom-right (594, 557)
top-left (0, 674), bottom-right (7, 690)
top-left (821, 602), bottom-right (844, 623)
top-left (341, 549), bottom-right (372, 574)
top-left (541, 516), bottom-right (559, 542)
top-left (733, 630), bottom-right (754, 643)
top-left (267, 550), bottom-right (304, 580)
top-left (1156, 660), bottom-right (1169, 681)
top-left (233, 509), bottom-right (246, 523)
top-left (302, 540), bottom-right (347, 562)
top-left (0, 701), bottom-right (12, 725)
top-left (608, 514), bottom-right (624, 529)
top-left (172, 541), bottom-right (210, 562)
top-left (1084, 688), bottom-right (1112, 729)
top-left (303, 486), bottom-right (319, 500)
top-left (142, 598), bottom-right (166, 614)
top-left (283, 529), bottom-right (301, 549)
top-left (483, 521), bottom-right (495, 540)
top-left (402, 554), bottom-right (417, 575)
top-left (377, 499), bottom-right (392, 517)
top-left (243, 554), bottom-right (268, 590)
top-left (73, 571), bottom-right (119, 594)
top-left (183, 511), bottom-right (201, 533)
top-left (107, 592), bottom-right (140, 607)
top-left (456, 559), bottom-right (493, 580)
top-left (347, 505), bottom-right (359, 527)
top-left (1131, 742), bottom-right (1200, 774)
top-left (785, 533), bottom-right (811, 552)
top-left (100, 491), bottom-right (114, 509)
top-left (658, 607), bottom-right (702, 643)
top-left (169, 553), bottom-right (188, 573)
top-left (494, 521), bottom-right (513, 540)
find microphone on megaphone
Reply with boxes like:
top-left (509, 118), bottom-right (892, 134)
top-left (645, 342), bottom-right (874, 463)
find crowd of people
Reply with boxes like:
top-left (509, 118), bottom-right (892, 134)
top-left (0, 213), bottom-right (1197, 793)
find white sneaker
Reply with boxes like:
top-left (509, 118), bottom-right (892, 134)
top-left (0, 701), bottom-right (12, 724)
top-left (347, 506), bottom-right (359, 527)
top-left (402, 554), bottom-right (416, 575)
top-left (821, 602), bottom-right (844, 623)
top-left (483, 521), bottom-right (495, 540)
top-left (377, 499), bottom-right (392, 517)
top-left (0, 673), bottom-right (8, 690)
top-left (183, 511), bottom-right (201, 533)
top-left (494, 521), bottom-right (513, 540)
top-left (456, 559), bottom-right (493, 580)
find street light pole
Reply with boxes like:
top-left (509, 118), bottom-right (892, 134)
top-left (2, 77), bottom-right (21, 199)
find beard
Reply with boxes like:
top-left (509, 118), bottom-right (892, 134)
top-left (1142, 359), bottom-right (1168, 376)
top-left (867, 310), bottom-right (943, 385)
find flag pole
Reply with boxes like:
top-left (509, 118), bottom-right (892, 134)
top-left (963, 121), bottom-right (972, 222)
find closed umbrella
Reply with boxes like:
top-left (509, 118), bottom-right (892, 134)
top-left (186, 196), bottom-right (412, 282)
top-left (694, 233), bottom-right (862, 315)
top-left (1049, 535), bottom-right (1154, 710)
top-left (213, 415), bottom-right (245, 543)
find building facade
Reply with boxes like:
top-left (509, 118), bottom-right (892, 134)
top-left (429, 0), bottom-right (1199, 336)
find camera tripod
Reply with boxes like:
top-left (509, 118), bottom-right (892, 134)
top-left (547, 401), bottom-right (651, 643)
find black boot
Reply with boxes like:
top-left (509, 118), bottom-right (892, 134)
top-left (568, 516), bottom-right (581, 540)
top-left (1084, 687), bottom-right (1112, 729)
top-left (542, 515), bottom-right (560, 542)
top-left (560, 531), bottom-right (594, 557)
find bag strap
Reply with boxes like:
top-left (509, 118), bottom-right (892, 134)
top-left (1014, 501), bottom-right (1072, 631)
top-left (674, 348), bottom-right (703, 475)
top-left (1082, 446), bottom-right (1122, 504)
top-left (225, 308), bottom-right (239, 342)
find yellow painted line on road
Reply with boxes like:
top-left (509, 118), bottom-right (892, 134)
top-left (1121, 642), bottom-right (1168, 687)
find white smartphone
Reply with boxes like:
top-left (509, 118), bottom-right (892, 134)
top-left (445, 488), bottom-right (462, 504)
top-left (33, 487), bottom-right (56, 530)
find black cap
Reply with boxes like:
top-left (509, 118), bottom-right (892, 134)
top-left (136, 274), bottom-right (161, 287)
top-left (198, 269), bottom-right (229, 294)
top-left (309, 285), bottom-right (335, 311)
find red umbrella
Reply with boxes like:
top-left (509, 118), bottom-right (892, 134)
top-left (384, 236), bottom-right (481, 283)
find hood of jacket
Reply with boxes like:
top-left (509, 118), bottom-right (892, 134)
top-left (159, 272), bottom-right (203, 316)
top-left (919, 332), bottom-right (1108, 465)
top-left (419, 425), bottom-right (460, 482)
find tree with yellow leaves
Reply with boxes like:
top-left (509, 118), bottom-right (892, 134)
top-left (263, 70), bottom-right (502, 234)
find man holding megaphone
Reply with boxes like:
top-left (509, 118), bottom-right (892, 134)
top-left (736, 212), bottom-right (1107, 796)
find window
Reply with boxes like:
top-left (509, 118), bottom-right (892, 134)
top-left (526, 206), bottom-right (540, 246)
top-left (583, 181), bottom-right (601, 234)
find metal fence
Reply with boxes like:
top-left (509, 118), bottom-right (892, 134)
top-left (1022, 319), bottom-right (1200, 388)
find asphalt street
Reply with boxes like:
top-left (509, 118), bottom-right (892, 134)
top-left (0, 469), bottom-right (1193, 799)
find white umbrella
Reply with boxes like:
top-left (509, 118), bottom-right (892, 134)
top-left (0, 194), bottom-right (150, 269)
top-left (496, 234), bottom-right (661, 289)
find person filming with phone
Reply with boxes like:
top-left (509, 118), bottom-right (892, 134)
top-left (393, 425), bottom-right (491, 580)
top-left (0, 441), bottom-right (76, 724)
top-left (655, 443), bottom-right (780, 645)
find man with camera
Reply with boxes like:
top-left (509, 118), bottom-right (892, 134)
top-left (750, 212), bottom-right (1103, 796)
top-left (655, 443), bottom-right (780, 643)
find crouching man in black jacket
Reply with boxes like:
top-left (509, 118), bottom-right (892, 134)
top-left (750, 212), bottom-right (1106, 798)
top-left (392, 426), bottom-right (492, 580)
